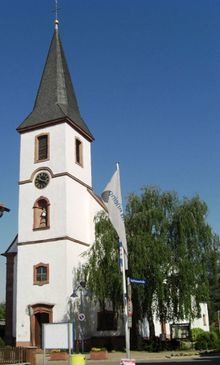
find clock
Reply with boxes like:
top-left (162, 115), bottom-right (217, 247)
top-left (34, 172), bottom-right (50, 189)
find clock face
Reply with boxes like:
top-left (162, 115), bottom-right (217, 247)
top-left (35, 172), bottom-right (50, 189)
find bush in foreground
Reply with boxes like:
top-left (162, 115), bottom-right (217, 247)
top-left (194, 330), bottom-right (219, 350)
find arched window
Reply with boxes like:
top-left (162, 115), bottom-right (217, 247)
top-left (33, 197), bottom-right (50, 230)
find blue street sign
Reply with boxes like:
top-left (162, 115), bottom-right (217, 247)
top-left (129, 278), bottom-right (146, 285)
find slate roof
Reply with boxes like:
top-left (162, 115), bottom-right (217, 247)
top-left (17, 27), bottom-right (94, 140)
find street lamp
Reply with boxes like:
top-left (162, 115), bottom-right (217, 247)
top-left (70, 282), bottom-right (88, 353)
top-left (0, 203), bottom-right (10, 218)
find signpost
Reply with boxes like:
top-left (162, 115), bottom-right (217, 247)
top-left (78, 313), bottom-right (85, 321)
top-left (129, 278), bottom-right (146, 285)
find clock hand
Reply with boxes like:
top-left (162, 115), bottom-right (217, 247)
top-left (37, 178), bottom-right (45, 183)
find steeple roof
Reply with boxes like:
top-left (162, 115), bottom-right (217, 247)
top-left (17, 26), bottom-right (94, 141)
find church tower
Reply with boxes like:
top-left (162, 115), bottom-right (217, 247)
top-left (5, 19), bottom-right (103, 347)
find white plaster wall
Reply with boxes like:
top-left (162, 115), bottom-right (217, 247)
top-left (66, 182), bottom-right (90, 243)
top-left (88, 193), bottom-right (104, 243)
top-left (65, 124), bottom-right (92, 187)
top-left (19, 124), bottom-right (91, 187)
top-left (16, 239), bottom-right (89, 343)
top-left (191, 303), bottom-right (210, 332)
top-left (66, 184), bottom-right (103, 244)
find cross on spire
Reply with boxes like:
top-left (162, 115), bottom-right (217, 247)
top-left (53, 0), bottom-right (61, 29)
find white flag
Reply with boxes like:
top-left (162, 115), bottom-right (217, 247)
top-left (101, 164), bottom-right (128, 270)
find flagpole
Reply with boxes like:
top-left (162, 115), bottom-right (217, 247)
top-left (116, 163), bottom-right (130, 359)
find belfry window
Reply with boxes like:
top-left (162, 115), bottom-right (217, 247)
top-left (75, 138), bottom-right (83, 166)
top-left (33, 197), bottom-right (50, 230)
top-left (35, 134), bottom-right (49, 162)
top-left (33, 263), bottom-right (49, 286)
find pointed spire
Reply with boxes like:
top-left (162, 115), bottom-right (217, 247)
top-left (17, 24), bottom-right (94, 141)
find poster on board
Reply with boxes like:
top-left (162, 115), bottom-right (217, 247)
top-left (43, 322), bottom-right (73, 349)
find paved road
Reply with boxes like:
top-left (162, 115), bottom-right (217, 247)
top-left (136, 355), bottom-right (220, 364)
top-left (36, 353), bottom-right (220, 365)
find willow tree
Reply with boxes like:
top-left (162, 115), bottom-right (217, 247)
top-left (126, 186), bottom-right (178, 340)
top-left (126, 187), bottom-right (217, 339)
top-left (80, 186), bottom-right (218, 342)
top-left (81, 211), bottom-right (122, 314)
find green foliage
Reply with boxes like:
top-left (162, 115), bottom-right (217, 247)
top-left (0, 303), bottom-right (5, 320)
top-left (81, 186), bottom-right (219, 341)
top-left (144, 338), bottom-right (178, 352)
top-left (126, 187), bottom-right (217, 337)
top-left (208, 251), bottom-right (220, 329)
top-left (126, 187), bottom-right (179, 335)
top-left (194, 330), bottom-right (219, 350)
top-left (179, 341), bottom-right (192, 350)
top-left (81, 212), bottom-right (122, 312)
top-left (191, 328), bottom-right (206, 341)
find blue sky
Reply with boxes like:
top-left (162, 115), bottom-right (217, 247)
top-left (0, 0), bottom-right (220, 302)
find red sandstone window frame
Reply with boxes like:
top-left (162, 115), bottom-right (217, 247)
top-left (35, 133), bottom-right (50, 163)
top-left (33, 263), bottom-right (49, 286)
top-left (33, 197), bottom-right (50, 230)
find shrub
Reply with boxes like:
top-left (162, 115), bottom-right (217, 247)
top-left (144, 339), bottom-right (161, 352)
top-left (180, 341), bottom-right (193, 350)
top-left (191, 328), bottom-right (205, 341)
top-left (194, 330), bottom-right (219, 350)
top-left (144, 338), bottom-right (179, 352)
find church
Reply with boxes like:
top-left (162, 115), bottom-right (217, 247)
top-left (2, 16), bottom-right (210, 349)
top-left (3, 18), bottom-right (106, 347)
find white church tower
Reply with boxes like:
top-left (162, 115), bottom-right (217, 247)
top-left (4, 19), bottom-right (103, 347)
